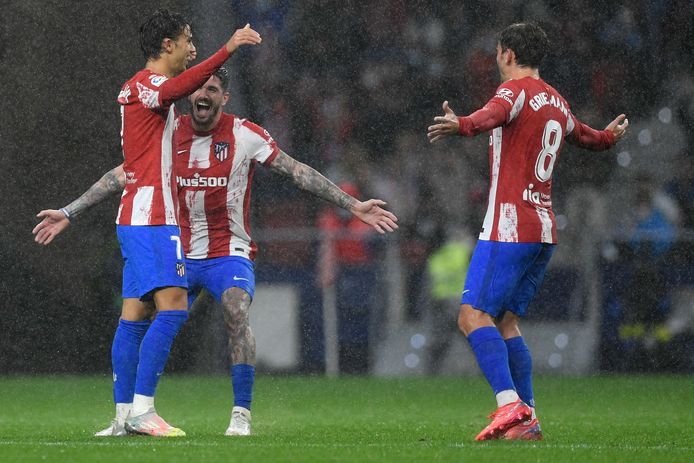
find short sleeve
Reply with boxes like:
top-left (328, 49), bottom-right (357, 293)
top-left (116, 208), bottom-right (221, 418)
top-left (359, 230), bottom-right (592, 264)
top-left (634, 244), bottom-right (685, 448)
top-left (239, 120), bottom-right (280, 165)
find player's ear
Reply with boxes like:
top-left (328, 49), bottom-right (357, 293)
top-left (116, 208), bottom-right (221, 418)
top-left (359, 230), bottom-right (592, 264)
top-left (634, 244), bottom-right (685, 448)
top-left (506, 48), bottom-right (516, 65)
top-left (223, 92), bottom-right (230, 106)
top-left (161, 37), bottom-right (174, 54)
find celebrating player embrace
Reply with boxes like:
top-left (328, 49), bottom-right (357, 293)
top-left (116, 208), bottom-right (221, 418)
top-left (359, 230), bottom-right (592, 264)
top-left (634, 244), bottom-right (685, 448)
top-left (428, 22), bottom-right (628, 441)
top-left (33, 67), bottom-right (398, 437)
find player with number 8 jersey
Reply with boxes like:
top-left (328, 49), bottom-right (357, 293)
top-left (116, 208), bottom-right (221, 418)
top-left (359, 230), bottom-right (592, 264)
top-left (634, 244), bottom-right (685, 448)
top-left (474, 76), bottom-right (612, 244)
top-left (427, 22), bottom-right (628, 442)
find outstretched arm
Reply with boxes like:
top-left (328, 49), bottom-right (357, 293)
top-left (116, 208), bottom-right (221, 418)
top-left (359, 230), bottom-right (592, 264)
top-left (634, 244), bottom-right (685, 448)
top-left (159, 25), bottom-right (261, 105)
top-left (567, 114), bottom-right (628, 150)
top-left (32, 164), bottom-right (125, 245)
top-left (428, 101), bottom-right (506, 143)
top-left (269, 151), bottom-right (398, 234)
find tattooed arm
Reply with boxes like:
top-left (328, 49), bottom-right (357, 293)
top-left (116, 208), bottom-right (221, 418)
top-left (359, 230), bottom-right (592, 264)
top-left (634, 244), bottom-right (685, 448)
top-left (32, 164), bottom-right (125, 245)
top-left (269, 151), bottom-right (398, 234)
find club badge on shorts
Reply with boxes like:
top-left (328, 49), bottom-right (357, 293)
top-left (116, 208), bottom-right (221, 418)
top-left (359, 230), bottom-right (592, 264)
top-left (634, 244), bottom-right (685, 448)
top-left (176, 262), bottom-right (186, 277)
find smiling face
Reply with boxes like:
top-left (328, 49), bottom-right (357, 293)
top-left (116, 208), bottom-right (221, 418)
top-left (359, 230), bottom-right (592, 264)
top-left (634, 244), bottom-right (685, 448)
top-left (170, 25), bottom-right (196, 75)
top-left (190, 75), bottom-right (229, 131)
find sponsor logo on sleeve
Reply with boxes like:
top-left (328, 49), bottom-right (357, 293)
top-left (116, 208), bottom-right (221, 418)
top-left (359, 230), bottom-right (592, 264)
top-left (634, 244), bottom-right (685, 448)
top-left (494, 87), bottom-right (514, 105)
top-left (149, 74), bottom-right (168, 87)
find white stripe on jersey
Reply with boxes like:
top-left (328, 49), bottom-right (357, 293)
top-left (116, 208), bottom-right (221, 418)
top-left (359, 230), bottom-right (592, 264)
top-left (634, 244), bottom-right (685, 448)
top-left (536, 207), bottom-right (553, 243)
top-left (508, 89), bottom-right (526, 122)
top-left (480, 126), bottom-right (503, 240)
top-left (229, 236), bottom-right (251, 258)
top-left (497, 203), bottom-right (519, 242)
top-left (162, 108), bottom-right (177, 225)
top-left (185, 190), bottom-right (209, 258)
top-left (131, 186), bottom-right (154, 225)
top-left (226, 136), bottom-right (252, 250)
top-left (116, 190), bottom-right (125, 223)
top-left (566, 114), bottom-right (575, 135)
top-left (189, 135), bottom-right (212, 169)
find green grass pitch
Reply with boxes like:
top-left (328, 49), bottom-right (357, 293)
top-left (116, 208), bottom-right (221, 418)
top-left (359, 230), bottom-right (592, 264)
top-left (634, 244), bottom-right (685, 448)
top-left (0, 375), bottom-right (692, 462)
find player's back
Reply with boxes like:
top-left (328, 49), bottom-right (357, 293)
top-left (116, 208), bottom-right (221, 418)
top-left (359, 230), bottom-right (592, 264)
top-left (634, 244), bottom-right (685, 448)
top-left (116, 69), bottom-right (178, 226)
top-left (482, 76), bottom-right (573, 244)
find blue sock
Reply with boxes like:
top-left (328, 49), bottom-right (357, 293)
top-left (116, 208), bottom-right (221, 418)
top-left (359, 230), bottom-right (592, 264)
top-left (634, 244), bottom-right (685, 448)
top-left (112, 319), bottom-right (151, 404)
top-left (134, 310), bottom-right (188, 397)
top-left (506, 336), bottom-right (535, 408)
top-left (231, 364), bottom-right (255, 410)
top-left (467, 326), bottom-right (516, 395)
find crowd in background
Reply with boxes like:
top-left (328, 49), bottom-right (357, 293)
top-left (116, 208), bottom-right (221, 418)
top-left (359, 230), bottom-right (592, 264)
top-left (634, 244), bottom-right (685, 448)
top-left (217, 0), bottom-right (694, 372)
top-left (5, 0), bottom-right (694, 374)
top-left (222, 0), bottom-right (694, 249)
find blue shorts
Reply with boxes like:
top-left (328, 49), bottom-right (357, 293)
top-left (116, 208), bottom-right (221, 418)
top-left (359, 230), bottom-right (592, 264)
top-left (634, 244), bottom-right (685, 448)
top-left (461, 240), bottom-right (555, 317)
top-left (117, 225), bottom-right (187, 300)
top-left (186, 256), bottom-right (255, 307)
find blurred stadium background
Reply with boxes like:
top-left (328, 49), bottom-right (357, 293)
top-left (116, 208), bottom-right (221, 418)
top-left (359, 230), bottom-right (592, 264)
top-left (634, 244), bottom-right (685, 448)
top-left (2, 0), bottom-right (693, 378)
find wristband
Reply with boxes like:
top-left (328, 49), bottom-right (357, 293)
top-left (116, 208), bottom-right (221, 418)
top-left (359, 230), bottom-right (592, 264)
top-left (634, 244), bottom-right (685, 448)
top-left (59, 208), bottom-right (72, 221)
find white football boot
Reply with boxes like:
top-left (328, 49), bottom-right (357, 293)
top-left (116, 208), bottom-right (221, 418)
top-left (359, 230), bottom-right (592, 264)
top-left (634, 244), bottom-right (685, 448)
top-left (94, 419), bottom-right (127, 437)
top-left (124, 409), bottom-right (186, 437)
top-left (225, 406), bottom-right (251, 436)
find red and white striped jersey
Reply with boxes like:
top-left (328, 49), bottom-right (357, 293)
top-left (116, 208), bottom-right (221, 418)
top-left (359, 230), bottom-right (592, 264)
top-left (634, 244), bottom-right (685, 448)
top-left (174, 113), bottom-right (280, 260)
top-left (459, 76), bottom-right (614, 244)
top-left (115, 47), bottom-right (232, 226)
top-left (116, 70), bottom-right (179, 226)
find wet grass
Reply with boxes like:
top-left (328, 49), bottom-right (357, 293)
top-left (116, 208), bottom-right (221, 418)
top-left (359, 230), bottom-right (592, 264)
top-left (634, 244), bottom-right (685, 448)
top-left (0, 375), bottom-right (692, 462)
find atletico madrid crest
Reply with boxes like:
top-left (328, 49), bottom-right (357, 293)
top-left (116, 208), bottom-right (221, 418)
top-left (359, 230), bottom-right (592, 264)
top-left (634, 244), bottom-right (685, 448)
top-left (176, 262), bottom-right (186, 277)
top-left (214, 142), bottom-right (229, 162)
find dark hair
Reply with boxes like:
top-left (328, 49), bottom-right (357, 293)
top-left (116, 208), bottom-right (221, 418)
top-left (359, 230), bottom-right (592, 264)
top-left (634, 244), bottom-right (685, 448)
top-left (213, 67), bottom-right (230, 91)
top-left (497, 22), bottom-right (550, 68)
top-left (139, 9), bottom-right (190, 60)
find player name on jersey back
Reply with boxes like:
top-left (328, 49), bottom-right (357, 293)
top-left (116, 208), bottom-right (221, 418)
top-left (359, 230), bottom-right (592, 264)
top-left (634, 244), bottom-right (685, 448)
top-left (480, 76), bottom-right (577, 244)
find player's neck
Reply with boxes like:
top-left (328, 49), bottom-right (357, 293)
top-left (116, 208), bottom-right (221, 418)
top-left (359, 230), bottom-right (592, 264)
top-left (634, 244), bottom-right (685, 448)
top-left (505, 66), bottom-right (540, 81)
top-left (145, 58), bottom-right (175, 78)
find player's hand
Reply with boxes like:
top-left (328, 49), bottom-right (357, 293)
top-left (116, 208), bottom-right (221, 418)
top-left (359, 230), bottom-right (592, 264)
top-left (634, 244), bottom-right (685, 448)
top-left (226, 24), bottom-right (262, 54)
top-left (350, 200), bottom-right (399, 234)
top-left (427, 101), bottom-right (460, 143)
top-left (606, 114), bottom-right (629, 142)
top-left (32, 209), bottom-right (70, 245)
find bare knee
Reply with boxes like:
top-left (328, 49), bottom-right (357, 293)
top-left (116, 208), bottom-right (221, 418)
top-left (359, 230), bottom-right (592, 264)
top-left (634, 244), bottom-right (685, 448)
top-left (497, 312), bottom-right (522, 339)
top-left (121, 298), bottom-right (156, 321)
top-left (458, 304), bottom-right (495, 337)
top-left (221, 287), bottom-right (255, 365)
top-left (153, 286), bottom-right (188, 311)
top-left (222, 287), bottom-right (252, 335)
